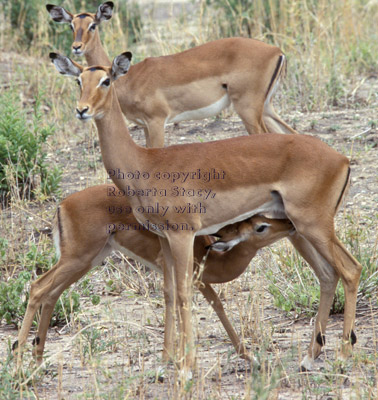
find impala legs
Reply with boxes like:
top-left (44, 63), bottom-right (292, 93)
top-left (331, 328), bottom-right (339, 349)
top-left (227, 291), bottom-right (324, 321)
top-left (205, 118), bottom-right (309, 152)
top-left (32, 260), bottom-right (97, 362)
top-left (143, 128), bottom-right (152, 148)
top-left (159, 233), bottom-right (195, 374)
top-left (198, 283), bottom-right (250, 361)
top-left (231, 100), bottom-right (267, 135)
top-left (159, 237), bottom-right (176, 362)
top-left (333, 238), bottom-right (361, 358)
top-left (288, 233), bottom-right (339, 369)
top-left (288, 223), bottom-right (361, 370)
top-left (233, 96), bottom-right (297, 135)
top-left (14, 242), bottom-right (112, 364)
top-left (15, 259), bottom-right (92, 364)
top-left (145, 118), bottom-right (166, 148)
top-left (263, 102), bottom-right (298, 134)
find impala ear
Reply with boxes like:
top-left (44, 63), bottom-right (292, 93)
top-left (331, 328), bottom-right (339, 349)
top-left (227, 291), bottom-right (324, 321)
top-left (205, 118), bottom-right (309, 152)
top-left (46, 4), bottom-right (73, 23)
top-left (95, 1), bottom-right (114, 23)
top-left (49, 53), bottom-right (83, 77)
top-left (111, 52), bottom-right (132, 80)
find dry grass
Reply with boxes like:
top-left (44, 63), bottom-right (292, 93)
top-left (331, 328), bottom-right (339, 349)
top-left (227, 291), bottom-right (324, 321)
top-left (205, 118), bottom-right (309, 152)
top-left (0, 0), bottom-right (377, 398)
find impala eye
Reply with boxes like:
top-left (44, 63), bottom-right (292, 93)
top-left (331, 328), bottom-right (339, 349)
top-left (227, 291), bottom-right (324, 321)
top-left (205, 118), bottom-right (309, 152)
top-left (76, 79), bottom-right (81, 87)
top-left (70, 24), bottom-right (74, 31)
top-left (256, 224), bottom-right (268, 233)
top-left (89, 24), bottom-right (96, 31)
top-left (102, 78), bottom-right (110, 87)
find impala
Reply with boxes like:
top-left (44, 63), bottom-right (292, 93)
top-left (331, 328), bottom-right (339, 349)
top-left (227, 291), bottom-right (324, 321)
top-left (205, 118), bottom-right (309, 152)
top-left (14, 184), bottom-right (294, 366)
top-left (46, 2), bottom-right (297, 148)
top-left (48, 52), bottom-right (361, 375)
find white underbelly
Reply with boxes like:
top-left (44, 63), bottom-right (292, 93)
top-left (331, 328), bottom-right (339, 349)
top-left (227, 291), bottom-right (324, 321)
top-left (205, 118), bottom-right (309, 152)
top-left (168, 94), bottom-right (231, 124)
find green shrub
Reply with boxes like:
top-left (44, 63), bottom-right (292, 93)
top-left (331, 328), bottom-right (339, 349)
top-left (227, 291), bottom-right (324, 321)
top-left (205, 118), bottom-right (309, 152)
top-left (0, 239), bottom-right (80, 327)
top-left (0, 89), bottom-right (61, 204)
top-left (117, 1), bottom-right (143, 45)
top-left (0, 269), bottom-right (81, 327)
top-left (0, 270), bottom-right (31, 326)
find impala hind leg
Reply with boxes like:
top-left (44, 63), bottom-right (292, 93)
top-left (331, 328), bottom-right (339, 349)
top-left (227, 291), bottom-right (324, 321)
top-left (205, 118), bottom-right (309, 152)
top-left (288, 233), bottom-right (339, 370)
top-left (31, 261), bottom-right (94, 363)
top-left (232, 99), bottom-right (267, 134)
top-left (261, 53), bottom-right (297, 134)
top-left (263, 102), bottom-right (298, 134)
top-left (289, 226), bottom-right (361, 370)
top-left (333, 237), bottom-right (362, 359)
top-left (15, 239), bottom-right (111, 364)
top-left (14, 267), bottom-right (61, 363)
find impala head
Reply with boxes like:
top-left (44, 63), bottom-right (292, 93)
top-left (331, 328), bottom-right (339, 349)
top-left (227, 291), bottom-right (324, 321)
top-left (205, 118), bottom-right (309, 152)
top-left (46, 2), bottom-right (114, 56)
top-left (209, 216), bottom-right (295, 252)
top-left (49, 52), bottom-right (132, 120)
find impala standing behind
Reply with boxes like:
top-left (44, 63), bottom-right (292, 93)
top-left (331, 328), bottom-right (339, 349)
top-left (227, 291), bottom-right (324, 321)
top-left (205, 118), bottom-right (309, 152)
top-left (47, 2), bottom-right (297, 148)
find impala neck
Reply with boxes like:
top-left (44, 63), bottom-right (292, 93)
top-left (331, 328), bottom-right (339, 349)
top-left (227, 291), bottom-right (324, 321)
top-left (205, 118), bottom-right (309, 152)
top-left (85, 32), bottom-right (111, 67)
top-left (94, 87), bottom-right (142, 186)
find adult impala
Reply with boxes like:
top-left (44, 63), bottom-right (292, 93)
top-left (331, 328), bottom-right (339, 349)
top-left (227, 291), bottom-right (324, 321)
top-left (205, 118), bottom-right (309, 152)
top-left (49, 52), bottom-right (361, 375)
top-left (46, 2), bottom-right (297, 148)
top-left (14, 184), bottom-right (294, 366)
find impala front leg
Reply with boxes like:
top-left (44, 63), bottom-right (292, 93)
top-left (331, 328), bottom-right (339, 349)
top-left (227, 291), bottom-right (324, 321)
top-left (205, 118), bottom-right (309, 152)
top-left (161, 232), bottom-right (195, 377)
top-left (159, 237), bottom-right (176, 363)
top-left (143, 128), bottom-right (152, 148)
top-left (145, 118), bottom-right (166, 148)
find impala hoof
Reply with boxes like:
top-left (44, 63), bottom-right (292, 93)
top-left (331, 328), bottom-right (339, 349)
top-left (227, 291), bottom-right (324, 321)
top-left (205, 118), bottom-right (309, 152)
top-left (300, 355), bottom-right (314, 372)
top-left (148, 366), bottom-right (165, 383)
top-left (12, 340), bottom-right (19, 352)
top-left (32, 336), bottom-right (40, 346)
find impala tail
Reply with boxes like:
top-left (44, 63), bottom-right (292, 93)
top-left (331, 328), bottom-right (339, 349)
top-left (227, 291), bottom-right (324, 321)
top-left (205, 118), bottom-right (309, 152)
top-left (52, 206), bottom-right (62, 259)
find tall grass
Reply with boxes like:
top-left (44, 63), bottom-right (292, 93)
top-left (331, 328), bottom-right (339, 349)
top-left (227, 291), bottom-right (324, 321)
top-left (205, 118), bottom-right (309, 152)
top-left (202, 0), bottom-right (378, 110)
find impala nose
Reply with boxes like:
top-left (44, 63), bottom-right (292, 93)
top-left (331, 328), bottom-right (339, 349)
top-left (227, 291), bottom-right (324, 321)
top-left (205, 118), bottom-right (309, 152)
top-left (72, 44), bottom-right (82, 53)
top-left (76, 106), bottom-right (89, 119)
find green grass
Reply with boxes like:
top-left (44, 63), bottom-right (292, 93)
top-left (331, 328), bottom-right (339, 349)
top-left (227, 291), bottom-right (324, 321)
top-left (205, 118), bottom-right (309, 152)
top-left (0, 88), bottom-right (61, 204)
top-left (266, 213), bottom-right (377, 318)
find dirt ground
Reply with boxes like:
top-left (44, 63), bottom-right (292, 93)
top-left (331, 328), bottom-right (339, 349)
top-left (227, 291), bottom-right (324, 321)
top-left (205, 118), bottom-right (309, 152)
top-left (0, 50), bottom-right (377, 398)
